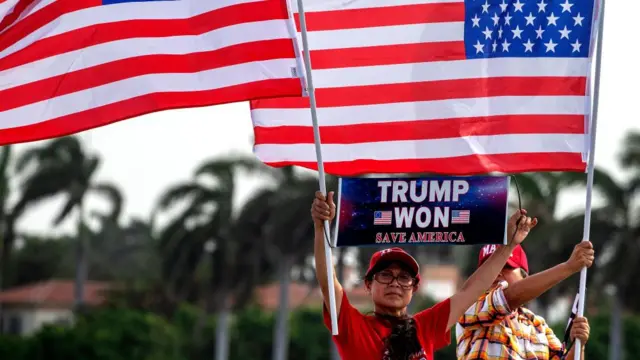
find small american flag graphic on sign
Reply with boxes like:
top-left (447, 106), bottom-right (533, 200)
top-left (452, 210), bottom-right (470, 224)
top-left (373, 211), bottom-right (393, 225)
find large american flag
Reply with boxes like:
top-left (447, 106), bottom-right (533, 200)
top-left (250, 0), bottom-right (598, 176)
top-left (0, 0), bottom-right (303, 145)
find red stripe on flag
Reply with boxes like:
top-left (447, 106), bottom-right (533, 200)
top-left (0, 0), bottom-right (290, 71)
top-left (0, 39), bottom-right (297, 112)
top-left (252, 77), bottom-right (587, 109)
top-left (253, 115), bottom-right (586, 144)
top-left (0, 78), bottom-right (302, 146)
top-left (262, 153), bottom-right (587, 176)
top-left (293, 2), bottom-right (464, 31)
top-left (0, 0), bottom-right (38, 32)
top-left (0, 0), bottom-right (100, 53)
top-left (310, 41), bottom-right (466, 69)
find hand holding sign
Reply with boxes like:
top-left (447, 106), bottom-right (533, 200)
top-left (311, 191), bottom-right (336, 230)
top-left (506, 209), bottom-right (538, 247)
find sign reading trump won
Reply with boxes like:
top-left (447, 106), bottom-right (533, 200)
top-left (335, 176), bottom-right (510, 247)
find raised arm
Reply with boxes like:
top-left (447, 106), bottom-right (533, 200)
top-left (446, 210), bottom-right (537, 329)
top-left (502, 241), bottom-right (594, 310)
top-left (311, 191), bottom-right (344, 314)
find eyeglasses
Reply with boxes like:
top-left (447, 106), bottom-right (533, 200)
top-left (373, 271), bottom-right (415, 288)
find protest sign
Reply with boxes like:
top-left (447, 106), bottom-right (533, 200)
top-left (334, 176), bottom-right (509, 247)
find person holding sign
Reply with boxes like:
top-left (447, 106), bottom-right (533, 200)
top-left (455, 242), bottom-right (595, 360)
top-left (311, 191), bottom-right (537, 360)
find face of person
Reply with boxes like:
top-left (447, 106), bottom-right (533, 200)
top-left (366, 262), bottom-right (417, 313)
top-left (495, 266), bottom-right (525, 287)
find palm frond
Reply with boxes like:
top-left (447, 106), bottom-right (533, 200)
top-left (560, 167), bottom-right (626, 209)
top-left (14, 147), bottom-right (45, 174)
top-left (156, 182), bottom-right (208, 211)
top-left (91, 183), bottom-right (124, 222)
top-left (12, 164), bottom-right (75, 216)
top-left (620, 131), bottom-right (640, 170)
top-left (52, 194), bottom-right (82, 226)
top-left (0, 146), bottom-right (11, 203)
top-left (195, 155), bottom-right (273, 181)
top-left (82, 155), bottom-right (101, 182)
top-left (511, 174), bottom-right (544, 201)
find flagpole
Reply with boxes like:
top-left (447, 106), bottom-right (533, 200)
top-left (295, 0), bottom-right (339, 336)
top-left (575, 0), bottom-right (605, 358)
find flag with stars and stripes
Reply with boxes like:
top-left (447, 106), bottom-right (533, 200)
top-left (250, 0), bottom-right (599, 176)
top-left (0, 0), bottom-right (303, 145)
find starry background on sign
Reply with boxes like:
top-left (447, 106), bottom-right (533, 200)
top-left (464, 0), bottom-right (596, 58)
top-left (336, 176), bottom-right (509, 247)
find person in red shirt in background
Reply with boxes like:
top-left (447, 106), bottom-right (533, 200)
top-left (311, 191), bottom-right (539, 360)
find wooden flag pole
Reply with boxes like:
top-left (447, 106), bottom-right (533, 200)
top-left (295, 0), bottom-right (339, 336)
top-left (575, 0), bottom-right (605, 358)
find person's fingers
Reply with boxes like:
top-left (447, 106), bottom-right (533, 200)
top-left (313, 203), bottom-right (330, 216)
top-left (312, 209), bottom-right (331, 221)
top-left (530, 217), bottom-right (539, 228)
top-left (519, 217), bottom-right (532, 231)
top-left (314, 198), bottom-right (330, 210)
top-left (575, 328), bottom-right (589, 339)
top-left (573, 320), bottom-right (588, 329)
top-left (509, 209), bottom-right (525, 222)
top-left (327, 191), bottom-right (335, 206)
top-left (315, 191), bottom-right (325, 201)
top-left (580, 241), bottom-right (593, 249)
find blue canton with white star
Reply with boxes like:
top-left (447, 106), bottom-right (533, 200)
top-left (465, 0), bottom-right (596, 58)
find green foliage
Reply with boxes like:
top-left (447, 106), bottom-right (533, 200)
top-left (551, 311), bottom-right (640, 360)
top-left (0, 309), bottom-right (183, 360)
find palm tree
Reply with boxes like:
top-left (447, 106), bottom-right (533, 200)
top-left (568, 132), bottom-right (640, 360)
top-left (155, 154), bottom-right (275, 360)
top-left (248, 170), bottom-right (337, 360)
top-left (88, 213), bottom-right (158, 283)
top-left (0, 145), bottom-right (52, 290)
top-left (14, 136), bottom-right (121, 310)
top-left (0, 146), bottom-right (13, 294)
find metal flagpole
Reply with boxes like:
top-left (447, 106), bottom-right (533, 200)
top-left (575, 0), bottom-right (606, 358)
top-left (295, 0), bottom-right (339, 336)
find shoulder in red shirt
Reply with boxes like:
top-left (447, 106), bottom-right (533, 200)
top-left (323, 291), bottom-right (451, 360)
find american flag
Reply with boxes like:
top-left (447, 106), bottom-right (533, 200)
top-left (452, 210), bottom-right (470, 224)
top-left (250, 0), bottom-right (597, 176)
top-left (373, 211), bottom-right (393, 225)
top-left (0, 0), bottom-right (302, 145)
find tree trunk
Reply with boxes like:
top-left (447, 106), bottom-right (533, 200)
top-left (74, 204), bottom-right (88, 312)
top-left (0, 225), bottom-right (5, 334)
top-left (273, 256), bottom-right (292, 360)
top-left (215, 305), bottom-right (231, 360)
top-left (609, 287), bottom-right (623, 360)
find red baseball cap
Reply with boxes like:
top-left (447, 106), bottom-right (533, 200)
top-left (365, 247), bottom-right (421, 283)
top-left (477, 244), bottom-right (529, 274)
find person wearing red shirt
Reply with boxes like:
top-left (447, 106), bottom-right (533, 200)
top-left (311, 190), bottom-right (538, 360)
